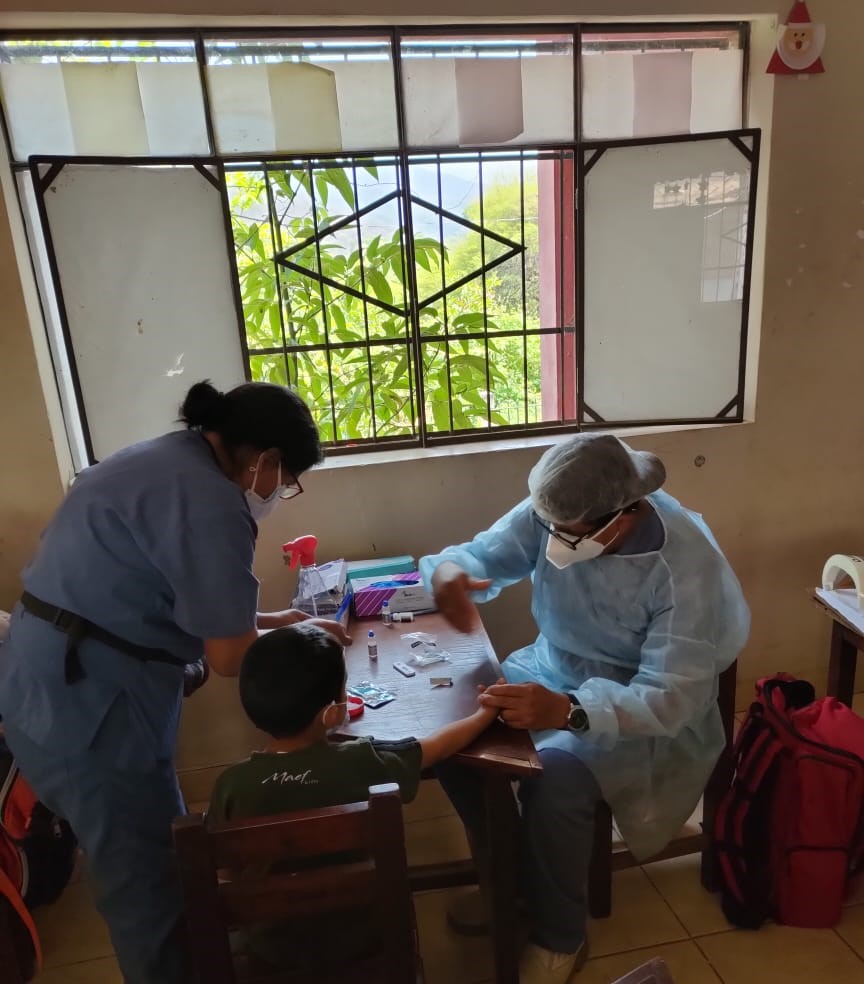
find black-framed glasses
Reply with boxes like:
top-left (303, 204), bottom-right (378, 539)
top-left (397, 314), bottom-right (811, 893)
top-left (278, 471), bottom-right (304, 500)
top-left (533, 503), bottom-right (636, 550)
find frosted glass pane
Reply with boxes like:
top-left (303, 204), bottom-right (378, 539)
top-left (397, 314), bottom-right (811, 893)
top-left (205, 37), bottom-right (398, 153)
top-left (581, 53), bottom-right (634, 140)
top-left (401, 34), bottom-right (574, 148)
top-left (580, 28), bottom-right (743, 140)
top-left (207, 64), bottom-right (274, 152)
top-left (332, 59), bottom-right (399, 150)
top-left (136, 63), bottom-right (209, 155)
top-left (269, 62), bottom-right (341, 152)
top-left (41, 165), bottom-right (246, 460)
top-left (0, 41), bottom-right (207, 159)
top-left (63, 63), bottom-right (148, 155)
top-left (583, 138), bottom-right (752, 422)
top-left (632, 53), bottom-right (692, 138)
top-left (401, 58), bottom-right (459, 146)
top-left (690, 49), bottom-right (743, 132)
top-left (0, 63), bottom-right (75, 158)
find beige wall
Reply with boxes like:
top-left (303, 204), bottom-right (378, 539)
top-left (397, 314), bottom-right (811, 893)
top-left (1, 2), bottom-right (861, 771)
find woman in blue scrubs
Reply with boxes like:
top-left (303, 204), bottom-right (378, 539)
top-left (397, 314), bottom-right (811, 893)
top-left (0, 380), bottom-right (348, 983)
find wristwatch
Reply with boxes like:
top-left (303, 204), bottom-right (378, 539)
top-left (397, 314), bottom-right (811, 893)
top-left (565, 694), bottom-right (589, 733)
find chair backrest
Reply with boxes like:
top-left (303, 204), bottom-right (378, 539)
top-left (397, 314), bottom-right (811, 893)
top-left (172, 782), bottom-right (416, 984)
top-left (611, 957), bottom-right (675, 984)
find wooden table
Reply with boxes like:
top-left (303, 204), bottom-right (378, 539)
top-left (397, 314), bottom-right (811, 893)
top-left (337, 612), bottom-right (541, 984)
top-left (812, 590), bottom-right (864, 706)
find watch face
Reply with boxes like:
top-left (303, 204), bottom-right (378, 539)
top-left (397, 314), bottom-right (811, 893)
top-left (568, 706), bottom-right (588, 732)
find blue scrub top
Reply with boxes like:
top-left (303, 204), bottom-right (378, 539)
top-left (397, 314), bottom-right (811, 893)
top-left (0, 430), bottom-right (259, 766)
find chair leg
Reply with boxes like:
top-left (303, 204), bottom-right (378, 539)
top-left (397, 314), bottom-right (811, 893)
top-left (588, 802), bottom-right (613, 919)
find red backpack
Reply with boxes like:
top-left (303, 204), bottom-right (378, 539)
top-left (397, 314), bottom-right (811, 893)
top-left (0, 737), bottom-right (78, 980)
top-left (715, 675), bottom-right (864, 929)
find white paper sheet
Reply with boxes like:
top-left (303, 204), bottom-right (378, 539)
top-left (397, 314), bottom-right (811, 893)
top-left (815, 588), bottom-right (864, 636)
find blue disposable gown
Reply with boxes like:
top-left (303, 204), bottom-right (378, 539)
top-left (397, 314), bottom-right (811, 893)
top-left (420, 490), bottom-right (750, 859)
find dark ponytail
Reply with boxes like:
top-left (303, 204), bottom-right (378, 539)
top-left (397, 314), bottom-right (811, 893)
top-left (179, 381), bottom-right (226, 431)
top-left (179, 380), bottom-right (323, 475)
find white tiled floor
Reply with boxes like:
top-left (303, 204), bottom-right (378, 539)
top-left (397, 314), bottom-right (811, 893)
top-left (30, 778), bottom-right (864, 984)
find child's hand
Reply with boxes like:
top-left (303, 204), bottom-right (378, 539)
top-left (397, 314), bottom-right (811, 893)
top-left (475, 677), bottom-right (506, 721)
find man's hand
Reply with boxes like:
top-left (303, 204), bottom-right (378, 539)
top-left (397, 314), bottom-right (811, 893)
top-left (431, 561), bottom-right (492, 633)
top-left (308, 618), bottom-right (353, 647)
top-left (478, 682), bottom-right (571, 731)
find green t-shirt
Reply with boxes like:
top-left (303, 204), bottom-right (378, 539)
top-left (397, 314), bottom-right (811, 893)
top-left (208, 736), bottom-right (422, 822)
top-left (207, 736), bottom-right (423, 972)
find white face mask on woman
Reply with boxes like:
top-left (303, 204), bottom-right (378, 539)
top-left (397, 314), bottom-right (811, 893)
top-left (544, 512), bottom-right (622, 570)
top-left (245, 453), bottom-right (286, 521)
top-left (322, 701), bottom-right (350, 735)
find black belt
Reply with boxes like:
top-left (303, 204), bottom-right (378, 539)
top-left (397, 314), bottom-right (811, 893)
top-left (20, 591), bottom-right (186, 685)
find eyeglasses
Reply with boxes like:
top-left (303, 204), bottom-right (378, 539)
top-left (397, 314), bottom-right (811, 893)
top-left (278, 472), bottom-right (304, 500)
top-left (533, 503), bottom-right (637, 550)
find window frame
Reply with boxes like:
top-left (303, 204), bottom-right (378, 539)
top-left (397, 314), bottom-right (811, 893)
top-left (0, 21), bottom-right (756, 464)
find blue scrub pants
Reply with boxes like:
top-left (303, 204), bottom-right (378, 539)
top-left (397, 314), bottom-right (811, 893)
top-left (438, 746), bottom-right (600, 954)
top-left (3, 721), bottom-right (187, 984)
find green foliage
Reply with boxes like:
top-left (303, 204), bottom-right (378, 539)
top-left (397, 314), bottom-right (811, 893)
top-left (229, 165), bottom-right (543, 443)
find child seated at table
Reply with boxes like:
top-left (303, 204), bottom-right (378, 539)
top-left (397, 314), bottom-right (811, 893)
top-left (207, 622), bottom-right (498, 971)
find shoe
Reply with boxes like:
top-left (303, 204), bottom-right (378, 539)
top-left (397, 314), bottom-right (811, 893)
top-left (518, 940), bottom-right (589, 984)
top-left (446, 888), bottom-right (490, 936)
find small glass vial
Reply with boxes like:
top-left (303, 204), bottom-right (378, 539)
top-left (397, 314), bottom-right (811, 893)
top-left (381, 600), bottom-right (392, 627)
top-left (367, 630), bottom-right (378, 661)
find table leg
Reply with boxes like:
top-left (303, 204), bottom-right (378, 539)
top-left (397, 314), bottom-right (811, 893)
top-left (827, 621), bottom-right (858, 707)
top-left (483, 774), bottom-right (520, 984)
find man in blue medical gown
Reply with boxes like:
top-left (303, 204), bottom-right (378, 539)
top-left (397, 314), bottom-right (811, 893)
top-left (421, 434), bottom-right (750, 984)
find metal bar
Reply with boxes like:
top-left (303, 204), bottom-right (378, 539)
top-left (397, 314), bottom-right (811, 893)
top-left (477, 158), bottom-right (492, 428)
top-left (557, 155), bottom-right (565, 421)
top-left (576, 148), bottom-right (587, 426)
top-left (582, 127), bottom-right (760, 152)
top-left (211, 161), bottom-right (253, 383)
top-left (728, 134), bottom-right (753, 162)
top-left (262, 166), bottom-right (294, 386)
top-left (520, 154), bottom-right (529, 425)
top-left (418, 247), bottom-right (522, 309)
top-left (27, 159), bottom-right (95, 464)
top-left (278, 260), bottom-right (406, 317)
top-left (739, 21), bottom-right (751, 127)
top-left (307, 160), bottom-right (340, 441)
top-left (735, 128), bottom-right (761, 425)
top-left (193, 32), bottom-right (218, 157)
top-left (393, 162), bottom-right (418, 438)
top-left (351, 161), bottom-right (378, 442)
top-left (435, 154), bottom-right (455, 434)
top-left (248, 325), bottom-right (561, 356)
top-left (409, 194), bottom-right (522, 250)
top-left (715, 396), bottom-right (739, 419)
top-left (36, 161), bottom-right (64, 196)
top-left (192, 161), bottom-right (220, 191)
top-left (583, 149), bottom-right (605, 175)
top-left (276, 190), bottom-right (401, 258)
top-left (581, 403), bottom-right (604, 423)
top-left (392, 26), bottom-right (427, 446)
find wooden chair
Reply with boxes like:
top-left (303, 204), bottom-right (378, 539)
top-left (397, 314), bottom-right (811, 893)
top-left (589, 661), bottom-right (738, 918)
top-left (172, 783), bottom-right (424, 984)
top-left (611, 958), bottom-right (675, 983)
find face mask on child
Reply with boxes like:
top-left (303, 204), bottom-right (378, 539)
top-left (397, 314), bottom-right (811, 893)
top-left (322, 701), bottom-right (350, 735)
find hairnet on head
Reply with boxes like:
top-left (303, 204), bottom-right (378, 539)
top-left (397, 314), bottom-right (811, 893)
top-left (528, 434), bottom-right (666, 525)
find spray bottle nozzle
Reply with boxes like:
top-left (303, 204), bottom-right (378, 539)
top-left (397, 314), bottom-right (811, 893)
top-left (282, 535), bottom-right (318, 569)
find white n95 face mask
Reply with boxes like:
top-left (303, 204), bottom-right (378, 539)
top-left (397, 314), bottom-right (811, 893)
top-left (245, 455), bottom-right (286, 521)
top-left (544, 513), bottom-right (621, 570)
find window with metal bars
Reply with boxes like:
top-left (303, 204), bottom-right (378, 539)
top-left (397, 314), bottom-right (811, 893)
top-left (0, 24), bottom-right (758, 464)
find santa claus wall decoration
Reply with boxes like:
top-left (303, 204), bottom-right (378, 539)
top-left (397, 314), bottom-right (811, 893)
top-left (767, 0), bottom-right (826, 75)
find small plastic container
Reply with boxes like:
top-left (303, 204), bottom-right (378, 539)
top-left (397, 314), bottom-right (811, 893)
top-left (392, 611), bottom-right (414, 623)
top-left (381, 600), bottom-right (392, 627)
top-left (367, 630), bottom-right (378, 661)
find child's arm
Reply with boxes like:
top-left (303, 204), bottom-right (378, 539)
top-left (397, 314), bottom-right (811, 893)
top-left (420, 703), bottom-right (499, 768)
